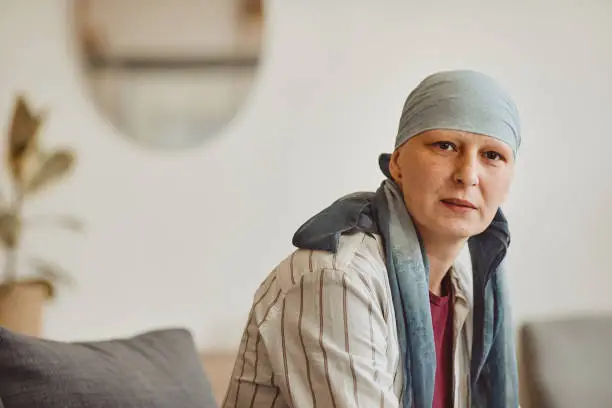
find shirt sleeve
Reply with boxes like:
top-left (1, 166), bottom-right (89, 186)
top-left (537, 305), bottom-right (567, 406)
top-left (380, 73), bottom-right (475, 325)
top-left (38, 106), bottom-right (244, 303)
top-left (258, 267), bottom-right (399, 408)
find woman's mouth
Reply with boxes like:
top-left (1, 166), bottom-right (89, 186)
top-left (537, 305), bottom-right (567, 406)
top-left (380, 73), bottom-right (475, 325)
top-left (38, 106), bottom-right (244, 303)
top-left (440, 198), bottom-right (477, 212)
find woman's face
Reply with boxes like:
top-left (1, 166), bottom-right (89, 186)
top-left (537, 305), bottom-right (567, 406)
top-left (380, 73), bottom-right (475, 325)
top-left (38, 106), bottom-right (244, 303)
top-left (389, 129), bottom-right (515, 240)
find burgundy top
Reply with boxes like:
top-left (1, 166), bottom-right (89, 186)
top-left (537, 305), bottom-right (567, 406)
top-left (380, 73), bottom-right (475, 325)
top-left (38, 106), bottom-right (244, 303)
top-left (430, 276), bottom-right (454, 408)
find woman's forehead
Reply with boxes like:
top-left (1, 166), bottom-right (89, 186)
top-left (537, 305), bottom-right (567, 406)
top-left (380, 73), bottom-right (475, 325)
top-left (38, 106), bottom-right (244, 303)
top-left (407, 129), bottom-right (515, 157)
top-left (416, 129), bottom-right (511, 144)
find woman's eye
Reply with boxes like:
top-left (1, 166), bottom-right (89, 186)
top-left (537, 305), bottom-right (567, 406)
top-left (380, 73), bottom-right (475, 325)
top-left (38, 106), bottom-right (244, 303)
top-left (484, 151), bottom-right (503, 161)
top-left (434, 141), bottom-right (456, 151)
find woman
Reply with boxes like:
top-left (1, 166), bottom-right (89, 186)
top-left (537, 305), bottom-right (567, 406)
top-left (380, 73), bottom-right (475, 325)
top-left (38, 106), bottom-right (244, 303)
top-left (223, 70), bottom-right (521, 408)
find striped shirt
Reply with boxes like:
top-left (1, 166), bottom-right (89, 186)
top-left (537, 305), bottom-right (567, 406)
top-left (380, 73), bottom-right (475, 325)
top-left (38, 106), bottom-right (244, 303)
top-left (221, 232), bottom-right (473, 408)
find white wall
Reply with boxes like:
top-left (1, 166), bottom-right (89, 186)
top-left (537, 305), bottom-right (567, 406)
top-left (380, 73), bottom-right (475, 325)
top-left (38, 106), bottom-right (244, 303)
top-left (0, 0), bottom-right (611, 350)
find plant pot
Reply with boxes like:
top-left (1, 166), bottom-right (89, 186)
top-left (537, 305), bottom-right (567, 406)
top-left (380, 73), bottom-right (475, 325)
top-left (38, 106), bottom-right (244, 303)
top-left (0, 279), bottom-right (51, 337)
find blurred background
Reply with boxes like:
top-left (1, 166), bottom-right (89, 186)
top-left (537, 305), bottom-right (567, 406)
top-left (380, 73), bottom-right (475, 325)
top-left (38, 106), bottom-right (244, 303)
top-left (0, 1), bottom-right (611, 406)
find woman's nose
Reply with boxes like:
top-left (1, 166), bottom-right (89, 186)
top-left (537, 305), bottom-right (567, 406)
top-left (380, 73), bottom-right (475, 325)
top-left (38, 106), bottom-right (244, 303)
top-left (453, 155), bottom-right (479, 186)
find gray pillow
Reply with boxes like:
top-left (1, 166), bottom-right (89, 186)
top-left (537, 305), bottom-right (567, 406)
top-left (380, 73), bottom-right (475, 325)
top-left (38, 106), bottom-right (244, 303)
top-left (0, 326), bottom-right (217, 408)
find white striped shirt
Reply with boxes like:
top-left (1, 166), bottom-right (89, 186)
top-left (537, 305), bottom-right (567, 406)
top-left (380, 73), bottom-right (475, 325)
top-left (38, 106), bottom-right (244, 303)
top-left (221, 232), bottom-right (473, 408)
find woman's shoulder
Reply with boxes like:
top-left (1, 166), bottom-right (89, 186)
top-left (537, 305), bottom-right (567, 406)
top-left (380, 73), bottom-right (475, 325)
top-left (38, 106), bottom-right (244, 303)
top-left (251, 231), bottom-right (394, 327)
top-left (277, 232), bottom-right (385, 283)
top-left (247, 232), bottom-right (392, 320)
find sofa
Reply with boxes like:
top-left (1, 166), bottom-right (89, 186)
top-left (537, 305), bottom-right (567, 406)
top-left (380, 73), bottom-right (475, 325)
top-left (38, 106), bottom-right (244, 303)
top-left (6, 313), bottom-right (611, 408)
top-left (519, 314), bottom-right (612, 408)
top-left (0, 326), bottom-right (231, 407)
top-left (201, 351), bottom-right (237, 405)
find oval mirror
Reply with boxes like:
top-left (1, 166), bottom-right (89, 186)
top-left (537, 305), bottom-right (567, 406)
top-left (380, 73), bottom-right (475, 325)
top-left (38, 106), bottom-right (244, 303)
top-left (72, 0), bottom-right (263, 149)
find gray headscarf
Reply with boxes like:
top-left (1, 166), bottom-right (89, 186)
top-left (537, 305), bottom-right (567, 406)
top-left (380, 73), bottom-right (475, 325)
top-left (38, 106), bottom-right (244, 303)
top-left (380, 69), bottom-right (521, 175)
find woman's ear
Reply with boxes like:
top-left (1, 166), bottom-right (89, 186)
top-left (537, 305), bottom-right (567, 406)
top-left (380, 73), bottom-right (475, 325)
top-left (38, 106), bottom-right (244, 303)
top-left (389, 150), bottom-right (402, 183)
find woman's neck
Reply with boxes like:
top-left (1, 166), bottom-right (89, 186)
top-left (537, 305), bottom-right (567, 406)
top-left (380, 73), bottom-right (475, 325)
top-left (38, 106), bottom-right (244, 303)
top-left (419, 230), bottom-right (466, 296)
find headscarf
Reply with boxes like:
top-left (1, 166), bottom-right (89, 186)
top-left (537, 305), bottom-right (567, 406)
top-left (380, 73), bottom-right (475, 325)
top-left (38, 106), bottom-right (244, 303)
top-left (380, 69), bottom-right (521, 176)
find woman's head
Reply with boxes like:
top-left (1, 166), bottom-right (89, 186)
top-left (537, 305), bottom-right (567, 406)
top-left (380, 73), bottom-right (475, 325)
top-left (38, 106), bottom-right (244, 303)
top-left (384, 70), bottom-right (521, 240)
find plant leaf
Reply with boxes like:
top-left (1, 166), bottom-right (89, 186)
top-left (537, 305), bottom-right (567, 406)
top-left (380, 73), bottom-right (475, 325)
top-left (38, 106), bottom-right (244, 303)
top-left (25, 149), bottom-right (76, 194)
top-left (7, 95), bottom-right (42, 184)
top-left (0, 210), bottom-right (20, 248)
top-left (28, 258), bottom-right (75, 299)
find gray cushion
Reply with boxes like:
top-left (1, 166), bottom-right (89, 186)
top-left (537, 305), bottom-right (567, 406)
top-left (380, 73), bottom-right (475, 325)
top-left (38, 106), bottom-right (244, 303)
top-left (0, 326), bottom-right (217, 407)
top-left (520, 315), bottom-right (612, 408)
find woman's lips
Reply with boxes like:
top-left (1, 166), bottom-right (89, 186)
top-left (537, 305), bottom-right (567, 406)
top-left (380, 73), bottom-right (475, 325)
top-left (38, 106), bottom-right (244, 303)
top-left (440, 198), bottom-right (477, 212)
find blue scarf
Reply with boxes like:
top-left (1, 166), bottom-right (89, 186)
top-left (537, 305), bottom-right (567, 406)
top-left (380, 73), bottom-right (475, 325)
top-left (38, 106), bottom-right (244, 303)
top-left (292, 179), bottom-right (519, 407)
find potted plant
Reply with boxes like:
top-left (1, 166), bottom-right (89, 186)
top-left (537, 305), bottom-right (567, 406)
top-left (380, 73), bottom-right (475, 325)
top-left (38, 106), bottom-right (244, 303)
top-left (0, 94), bottom-right (81, 337)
